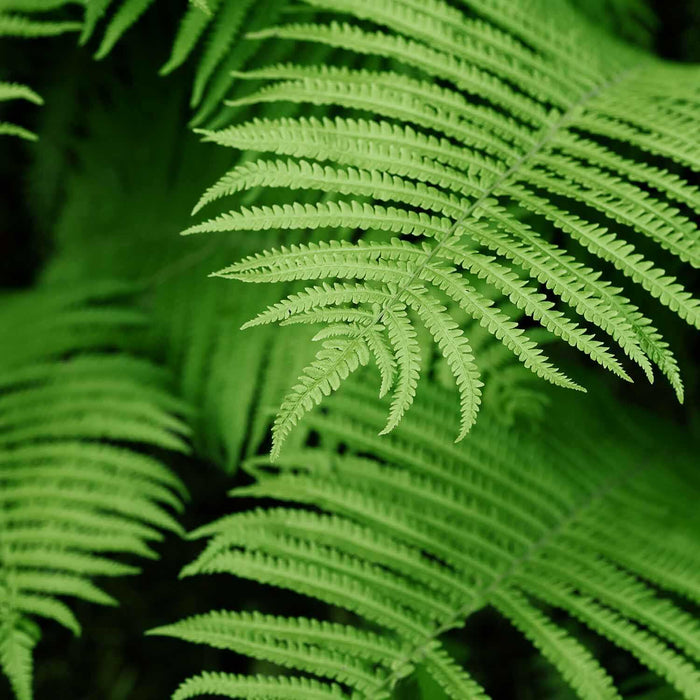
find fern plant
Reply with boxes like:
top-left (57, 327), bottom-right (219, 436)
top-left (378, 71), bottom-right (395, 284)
top-left (1, 0), bottom-right (699, 698)
top-left (152, 377), bottom-right (700, 699)
top-left (0, 282), bottom-right (189, 699)
top-left (188, 0), bottom-right (700, 455)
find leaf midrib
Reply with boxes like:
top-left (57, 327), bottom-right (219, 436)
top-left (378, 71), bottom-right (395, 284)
top-left (367, 457), bottom-right (647, 697)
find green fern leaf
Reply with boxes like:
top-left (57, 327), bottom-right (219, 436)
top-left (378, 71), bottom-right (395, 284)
top-left (188, 0), bottom-right (700, 451)
top-left (0, 283), bottom-right (189, 699)
top-left (153, 378), bottom-right (700, 699)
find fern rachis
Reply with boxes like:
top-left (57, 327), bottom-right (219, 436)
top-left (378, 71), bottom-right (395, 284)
top-left (153, 380), bottom-right (700, 699)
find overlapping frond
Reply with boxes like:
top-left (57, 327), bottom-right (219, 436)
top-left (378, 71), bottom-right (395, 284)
top-left (0, 282), bottom-right (189, 699)
top-left (190, 0), bottom-right (700, 455)
top-left (152, 379), bottom-right (700, 699)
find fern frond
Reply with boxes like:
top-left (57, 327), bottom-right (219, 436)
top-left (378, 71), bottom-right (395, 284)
top-left (505, 185), bottom-right (700, 327)
top-left (373, 304), bottom-right (420, 436)
top-left (159, 0), bottom-right (222, 75)
top-left (453, 212), bottom-right (660, 384)
top-left (0, 82), bottom-right (41, 105)
top-left (184, 200), bottom-right (454, 240)
top-left (453, 248), bottom-right (630, 380)
top-left (0, 283), bottom-right (188, 698)
top-left (420, 645), bottom-right (489, 699)
top-left (553, 131), bottom-right (700, 213)
top-left (193, 159), bottom-right (465, 218)
top-left (196, 117), bottom-right (486, 197)
top-left (245, 21), bottom-right (551, 124)
top-left (491, 588), bottom-right (620, 700)
top-left (419, 263), bottom-right (583, 392)
top-left (152, 612), bottom-right (391, 693)
top-left (189, 0), bottom-right (700, 449)
top-left (403, 288), bottom-right (482, 439)
top-left (154, 380), bottom-right (700, 699)
top-left (0, 617), bottom-right (38, 700)
top-left (186, 0), bottom-right (255, 107)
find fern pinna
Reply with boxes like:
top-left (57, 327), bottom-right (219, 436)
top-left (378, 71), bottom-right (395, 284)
top-left (0, 282), bottom-right (189, 700)
top-left (152, 378), bottom-right (700, 699)
top-left (0, 10), bottom-right (80, 140)
top-left (0, 82), bottom-right (42, 141)
top-left (188, 0), bottom-right (700, 456)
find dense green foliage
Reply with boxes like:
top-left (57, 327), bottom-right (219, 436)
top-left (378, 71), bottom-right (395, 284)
top-left (0, 0), bottom-right (698, 698)
top-left (154, 380), bottom-right (700, 700)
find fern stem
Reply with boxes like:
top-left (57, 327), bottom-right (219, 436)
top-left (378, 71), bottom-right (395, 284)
top-left (366, 457), bottom-right (647, 697)
top-left (329, 66), bottom-right (641, 410)
top-left (376, 65), bottom-right (640, 321)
